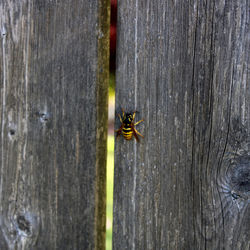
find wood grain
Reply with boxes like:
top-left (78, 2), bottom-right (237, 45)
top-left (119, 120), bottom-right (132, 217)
top-left (0, 1), bottom-right (109, 249)
top-left (113, 0), bottom-right (249, 249)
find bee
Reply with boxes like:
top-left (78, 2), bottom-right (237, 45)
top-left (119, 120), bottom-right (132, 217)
top-left (115, 109), bottom-right (144, 142)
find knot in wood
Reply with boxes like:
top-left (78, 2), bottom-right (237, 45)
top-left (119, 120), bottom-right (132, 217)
top-left (227, 155), bottom-right (250, 200)
top-left (13, 212), bottom-right (39, 239)
top-left (16, 215), bottom-right (31, 235)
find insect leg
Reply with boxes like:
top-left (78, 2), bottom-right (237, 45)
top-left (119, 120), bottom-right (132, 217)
top-left (122, 108), bottom-right (125, 119)
top-left (131, 127), bottom-right (140, 142)
top-left (132, 110), bottom-right (138, 121)
top-left (134, 119), bottom-right (144, 126)
top-left (133, 127), bottom-right (144, 137)
top-left (115, 125), bottom-right (123, 137)
top-left (117, 113), bottom-right (123, 123)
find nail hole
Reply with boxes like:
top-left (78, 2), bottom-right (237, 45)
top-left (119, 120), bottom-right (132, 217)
top-left (37, 112), bottom-right (49, 123)
top-left (1, 27), bottom-right (6, 37)
top-left (41, 115), bottom-right (48, 121)
top-left (231, 192), bottom-right (240, 200)
top-left (9, 129), bottom-right (15, 135)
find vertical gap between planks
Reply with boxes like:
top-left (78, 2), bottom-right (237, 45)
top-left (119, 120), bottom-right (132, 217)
top-left (0, 22), bottom-right (7, 214)
top-left (106, 0), bottom-right (117, 249)
top-left (23, 0), bottom-right (31, 163)
top-left (132, 0), bottom-right (138, 249)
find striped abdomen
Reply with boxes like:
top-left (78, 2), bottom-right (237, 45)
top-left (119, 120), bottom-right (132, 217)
top-left (122, 126), bottom-right (133, 140)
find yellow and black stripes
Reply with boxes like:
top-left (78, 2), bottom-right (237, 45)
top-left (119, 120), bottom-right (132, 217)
top-left (115, 109), bottom-right (144, 142)
top-left (122, 126), bottom-right (133, 140)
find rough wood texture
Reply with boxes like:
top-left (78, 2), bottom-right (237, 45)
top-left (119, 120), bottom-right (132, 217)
top-left (113, 0), bottom-right (249, 249)
top-left (0, 1), bottom-right (109, 249)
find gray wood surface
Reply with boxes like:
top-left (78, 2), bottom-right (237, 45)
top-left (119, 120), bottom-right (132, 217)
top-left (113, 0), bottom-right (249, 249)
top-left (0, 1), bottom-right (109, 249)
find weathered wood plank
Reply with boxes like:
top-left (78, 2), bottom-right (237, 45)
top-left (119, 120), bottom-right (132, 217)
top-left (0, 1), bottom-right (109, 249)
top-left (113, 0), bottom-right (249, 249)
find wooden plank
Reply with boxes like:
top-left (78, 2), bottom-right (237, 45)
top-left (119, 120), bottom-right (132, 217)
top-left (113, 0), bottom-right (249, 249)
top-left (0, 0), bottom-right (109, 249)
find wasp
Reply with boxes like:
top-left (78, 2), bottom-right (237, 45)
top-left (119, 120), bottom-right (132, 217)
top-left (115, 109), bottom-right (144, 142)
